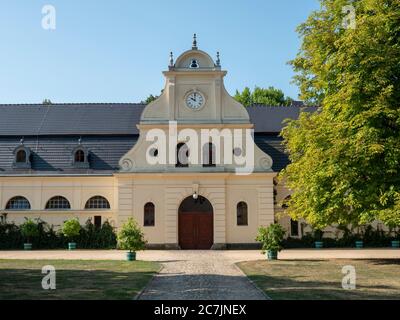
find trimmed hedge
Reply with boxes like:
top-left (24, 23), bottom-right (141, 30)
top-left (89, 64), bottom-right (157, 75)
top-left (0, 218), bottom-right (117, 250)
top-left (283, 225), bottom-right (399, 248)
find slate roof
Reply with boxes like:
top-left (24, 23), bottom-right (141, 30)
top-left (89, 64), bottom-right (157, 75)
top-left (0, 135), bottom-right (138, 175)
top-left (0, 103), bottom-right (144, 136)
top-left (0, 103), bottom-right (317, 136)
top-left (0, 103), bottom-right (317, 175)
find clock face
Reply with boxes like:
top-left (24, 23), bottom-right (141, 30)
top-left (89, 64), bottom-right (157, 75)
top-left (185, 91), bottom-right (205, 110)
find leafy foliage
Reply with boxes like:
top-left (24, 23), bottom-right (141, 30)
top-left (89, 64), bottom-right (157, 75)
top-left (117, 218), bottom-right (147, 252)
top-left (143, 94), bottom-right (158, 104)
top-left (256, 223), bottom-right (286, 253)
top-left (61, 218), bottom-right (81, 241)
top-left (283, 224), bottom-right (397, 248)
top-left (0, 218), bottom-right (117, 249)
top-left (234, 86), bottom-right (293, 107)
top-left (141, 90), bottom-right (164, 104)
top-left (281, 0), bottom-right (400, 229)
top-left (20, 218), bottom-right (39, 243)
top-left (79, 219), bottom-right (117, 249)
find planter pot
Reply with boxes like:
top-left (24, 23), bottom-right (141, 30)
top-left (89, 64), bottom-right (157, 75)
top-left (392, 240), bottom-right (400, 249)
top-left (23, 243), bottom-right (32, 250)
top-left (266, 250), bottom-right (278, 260)
top-left (126, 252), bottom-right (136, 261)
top-left (68, 242), bottom-right (77, 250)
top-left (355, 241), bottom-right (363, 249)
top-left (314, 241), bottom-right (323, 249)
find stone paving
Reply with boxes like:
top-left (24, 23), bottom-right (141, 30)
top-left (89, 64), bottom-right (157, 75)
top-left (137, 250), bottom-right (267, 300)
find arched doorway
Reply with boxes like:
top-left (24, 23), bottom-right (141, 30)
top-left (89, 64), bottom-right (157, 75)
top-left (178, 195), bottom-right (213, 249)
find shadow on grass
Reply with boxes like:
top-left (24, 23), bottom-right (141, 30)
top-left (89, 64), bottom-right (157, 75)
top-left (0, 268), bottom-right (156, 300)
top-left (253, 275), bottom-right (400, 300)
top-left (361, 259), bottom-right (400, 266)
top-left (238, 260), bottom-right (400, 300)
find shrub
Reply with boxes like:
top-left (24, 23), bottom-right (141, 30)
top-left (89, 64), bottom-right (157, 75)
top-left (20, 218), bottom-right (39, 244)
top-left (117, 218), bottom-right (147, 253)
top-left (62, 218), bottom-right (81, 242)
top-left (79, 218), bottom-right (117, 249)
top-left (0, 221), bottom-right (23, 249)
top-left (256, 223), bottom-right (286, 253)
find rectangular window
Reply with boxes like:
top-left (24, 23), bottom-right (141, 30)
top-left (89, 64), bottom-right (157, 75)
top-left (94, 216), bottom-right (102, 229)
top-left (290, 219), bottom-right (299, 237)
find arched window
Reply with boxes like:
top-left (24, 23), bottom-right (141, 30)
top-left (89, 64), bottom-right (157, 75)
top-left (85, 196), bottom-right (110, 210)
top-left (144, 202), bottom-right (155, 226)
top-left (176, 143), bottom-right (189, 167)
top-left (74, 150), bottom-right (85, 163)
top-left (16, 150), bottom-right (27, 163)
top-left (45, 196), bottom-right (71, 210)
top-left (5, 196), bottom-right (31, 210)
top-left (203, 142), bottom-right (216, 167)
top-left (237, 202), bottom-right (248, 226)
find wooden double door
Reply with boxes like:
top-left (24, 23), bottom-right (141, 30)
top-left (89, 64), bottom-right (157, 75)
top-left (179, 211), bottom-right (213, 249)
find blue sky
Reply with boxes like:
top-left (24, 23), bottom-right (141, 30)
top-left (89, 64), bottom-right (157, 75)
top-left (0, 0), bottom-right (320, 104)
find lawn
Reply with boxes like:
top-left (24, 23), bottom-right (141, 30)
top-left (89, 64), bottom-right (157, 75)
top-left (237, 259), bottom-right (400, 300)
top-left (0, 259), bottom-right (161, 300)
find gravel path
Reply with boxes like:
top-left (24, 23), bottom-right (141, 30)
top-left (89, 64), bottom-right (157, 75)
top-left (137, 251), bottom-right (268, 300)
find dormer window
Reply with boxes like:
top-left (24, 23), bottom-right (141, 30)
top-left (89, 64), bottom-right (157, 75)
top-left (74, 149), bottom-right (85, 163)
top-left (16, 150), bottom-right (27, 163)
top-left (71, 141), bottom-right (89, 169)
top-left (189, 59), bottom-right (199, 69)
top-left (13, 142), bottom-right (31, 169)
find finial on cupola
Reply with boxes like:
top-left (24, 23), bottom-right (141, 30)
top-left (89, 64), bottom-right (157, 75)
top-left (192, 33), bottom-right (198, 50)
top-left (169, 51), bottom-right (174, 67)
top-left (216, 51), bottom-right (221, 67)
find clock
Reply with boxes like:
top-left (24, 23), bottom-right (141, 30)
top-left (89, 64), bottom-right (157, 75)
top-left (185, 91), bottom-right (205, 110)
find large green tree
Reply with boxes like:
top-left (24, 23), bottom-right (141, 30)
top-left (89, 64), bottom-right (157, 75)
top-left (234, 86), bottom-right (293, 107)
top-left (280, 0), bottom-right (400, 229)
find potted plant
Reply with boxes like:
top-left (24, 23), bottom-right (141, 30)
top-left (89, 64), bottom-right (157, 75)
top-left (354, 227), bottom-right (364, 249)
top-left (117, 218), bottom-right (147, 261)
top-left (256, 223), bottom-right (286, 260)
top-left (20, 218), bottom-right (39, 250)
top-left (387, 223), bottom-right (400, 249)
top-left (391, 228), bottom-right (400, 249)
top-left (62, 218), bottom-right (81, 250)
top-left (313, 229), bottom-right (324, 249)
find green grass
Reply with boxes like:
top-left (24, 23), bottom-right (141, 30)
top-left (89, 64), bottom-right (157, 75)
top-left (237, 259), bottom-right (400, 300)
top-left (0, 259), bottom-right (161, 300)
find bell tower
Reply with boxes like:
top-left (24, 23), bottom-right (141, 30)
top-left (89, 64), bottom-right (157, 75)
top-left (140, 34), bottom-right (250, 124)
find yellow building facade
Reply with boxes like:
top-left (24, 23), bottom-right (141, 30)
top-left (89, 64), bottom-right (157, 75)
top-left (0, 38), bottom-right (278, 249)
